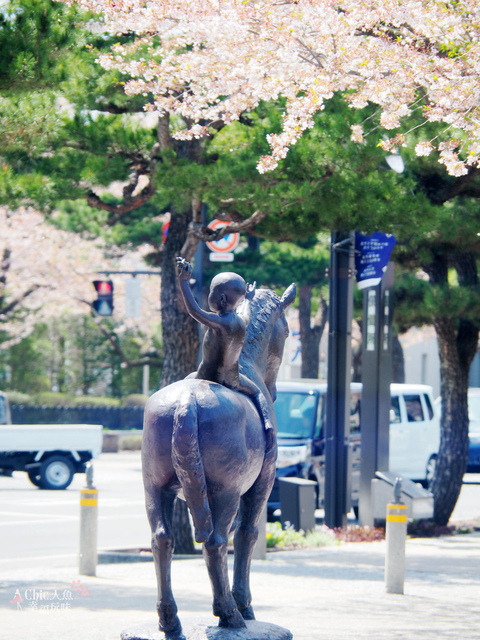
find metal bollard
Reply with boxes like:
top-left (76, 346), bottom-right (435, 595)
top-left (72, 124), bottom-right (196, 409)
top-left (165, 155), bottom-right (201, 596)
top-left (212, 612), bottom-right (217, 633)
top-left (79, 462), bottom-right (98, 576)
top-left (385, 477), bottom-right (407, 594)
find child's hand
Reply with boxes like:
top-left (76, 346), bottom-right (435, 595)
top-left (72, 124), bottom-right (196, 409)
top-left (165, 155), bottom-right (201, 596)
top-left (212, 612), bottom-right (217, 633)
top-left (246, 281), bottom-right (256, 300)
top-left (176, 257), bottom-right (192, 281)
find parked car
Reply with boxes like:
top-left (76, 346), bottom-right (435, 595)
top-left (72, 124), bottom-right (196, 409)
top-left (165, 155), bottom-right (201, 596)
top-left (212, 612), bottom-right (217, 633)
top-left (434, 388), bottom-right (480, 473)
top-left (269, 381), bottom-right (440, 514)
top-left (467, 388), bottom-right (480, 472)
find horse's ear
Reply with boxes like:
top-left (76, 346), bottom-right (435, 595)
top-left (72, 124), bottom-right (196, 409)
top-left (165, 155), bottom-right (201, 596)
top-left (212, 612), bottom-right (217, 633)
top-left (280, 283), bottom-right (296, 310)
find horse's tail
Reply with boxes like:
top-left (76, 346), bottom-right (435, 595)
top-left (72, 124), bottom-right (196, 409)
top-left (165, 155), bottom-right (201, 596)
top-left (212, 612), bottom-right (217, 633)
top-left (171, 388), bottom-right (213, 544)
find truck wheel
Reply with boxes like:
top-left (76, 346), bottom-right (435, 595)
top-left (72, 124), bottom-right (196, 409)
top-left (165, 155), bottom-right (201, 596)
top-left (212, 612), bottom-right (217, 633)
top-left (27, 470), bottom-right (42, 487)
top-left (39, 456), bottom-right (75, 490)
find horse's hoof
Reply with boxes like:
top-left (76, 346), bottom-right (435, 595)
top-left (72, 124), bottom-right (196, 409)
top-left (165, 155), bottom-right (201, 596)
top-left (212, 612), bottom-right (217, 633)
top-left (239, 605), bottom-right (256, 621)
top-left (161, 630), bottom-right (186, 640)
top-left (159, 616), bottom-right (185, 640)
top-left (218, 609), bottom-right (247, 629)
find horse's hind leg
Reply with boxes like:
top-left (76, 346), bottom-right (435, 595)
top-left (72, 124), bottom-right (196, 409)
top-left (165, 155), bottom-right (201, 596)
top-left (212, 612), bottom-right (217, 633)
top-left (232, 452), bottom-right (276, 620)
top-left (203, 492), bottom-right (246, 630)
top-left (145, 486), bottom-right (185, 640)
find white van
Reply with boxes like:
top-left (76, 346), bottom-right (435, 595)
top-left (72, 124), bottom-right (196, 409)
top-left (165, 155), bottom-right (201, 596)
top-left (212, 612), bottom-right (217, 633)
top-left (269, 381), bottom-right (439, 512)
top-left (388, 383), bottom-right (439, 483)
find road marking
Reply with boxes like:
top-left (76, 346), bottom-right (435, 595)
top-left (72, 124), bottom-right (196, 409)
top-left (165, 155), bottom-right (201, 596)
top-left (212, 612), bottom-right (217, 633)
top-left (0, 513), bottom-right (148, 526)
top-left (0, 516), bottom-right (80, 526)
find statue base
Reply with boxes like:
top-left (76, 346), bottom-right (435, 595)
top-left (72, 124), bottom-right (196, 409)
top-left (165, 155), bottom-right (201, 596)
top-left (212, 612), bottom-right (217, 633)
top-left (121, 620), bottom-right (293, 640)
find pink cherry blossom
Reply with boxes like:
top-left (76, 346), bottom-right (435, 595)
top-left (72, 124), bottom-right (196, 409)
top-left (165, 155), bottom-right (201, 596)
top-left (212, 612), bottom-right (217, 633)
top-left (63, 1), bottom-right (480, 175)
top-left (1, 207), bottom-right (161, 345)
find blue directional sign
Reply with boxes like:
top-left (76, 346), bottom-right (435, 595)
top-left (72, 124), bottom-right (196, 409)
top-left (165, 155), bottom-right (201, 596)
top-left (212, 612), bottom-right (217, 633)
top-left (355, 232), bottom-right (396, 290)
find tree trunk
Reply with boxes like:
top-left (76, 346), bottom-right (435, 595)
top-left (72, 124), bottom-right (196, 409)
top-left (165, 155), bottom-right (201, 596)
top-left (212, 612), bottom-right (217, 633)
top-left (172, 499), bottom-right (196, 555)
top-left (424, 252), bottom-right (479, 525)
top-left (159, 207), bottom-right (200, 388)
top-left (432, 317), bottom-right (471, 524)
top-left (298, 285), bottom-right (328, 379)
top-left (157, 206), bottom-right (199, 553)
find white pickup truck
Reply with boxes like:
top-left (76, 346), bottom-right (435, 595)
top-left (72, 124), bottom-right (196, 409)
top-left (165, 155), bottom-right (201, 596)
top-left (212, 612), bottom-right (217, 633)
top-left (0, 391), bottom-right (103, 490)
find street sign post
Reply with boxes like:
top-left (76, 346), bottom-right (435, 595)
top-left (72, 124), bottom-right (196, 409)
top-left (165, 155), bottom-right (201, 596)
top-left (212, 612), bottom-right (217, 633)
top-left (125, 278), bottom-right (142, 318)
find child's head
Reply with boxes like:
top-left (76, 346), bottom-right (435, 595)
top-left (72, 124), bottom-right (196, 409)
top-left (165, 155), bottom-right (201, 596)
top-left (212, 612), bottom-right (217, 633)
top-left (208, 272), bottom-right (246, 312)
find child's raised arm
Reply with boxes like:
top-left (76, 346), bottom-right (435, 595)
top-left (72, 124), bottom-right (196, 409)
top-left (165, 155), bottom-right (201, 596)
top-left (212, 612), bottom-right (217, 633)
top-left (176, 257), bottom-right (225, 330)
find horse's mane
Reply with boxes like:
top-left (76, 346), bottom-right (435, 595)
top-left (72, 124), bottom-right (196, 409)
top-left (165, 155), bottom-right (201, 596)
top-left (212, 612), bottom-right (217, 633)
top-left (240, 288), bottom-right (286, 366)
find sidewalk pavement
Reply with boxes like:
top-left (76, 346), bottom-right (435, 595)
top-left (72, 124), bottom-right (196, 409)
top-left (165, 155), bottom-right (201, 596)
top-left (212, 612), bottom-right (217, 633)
top-left (1, 532), bottom-right (479, 640)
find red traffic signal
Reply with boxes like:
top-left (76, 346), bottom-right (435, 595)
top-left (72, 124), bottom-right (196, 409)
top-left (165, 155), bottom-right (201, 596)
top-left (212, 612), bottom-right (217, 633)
top-left (92, 279), bottom-right (114, 316)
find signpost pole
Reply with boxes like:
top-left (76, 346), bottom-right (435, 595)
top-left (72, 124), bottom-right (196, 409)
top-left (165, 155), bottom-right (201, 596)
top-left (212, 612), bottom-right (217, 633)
top-left (325, 231), bottom-right (354, 529)
top-left (354, 233), bottom-right (396, 526)
top-left (358, 262), bottom-right (394, 526)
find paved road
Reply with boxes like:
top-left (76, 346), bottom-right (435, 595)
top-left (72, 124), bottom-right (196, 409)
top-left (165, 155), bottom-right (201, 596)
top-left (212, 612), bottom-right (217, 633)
top-left (0, 452), bottom-right (479, 571)
top-left (0, 453), bottom-right (151, 571)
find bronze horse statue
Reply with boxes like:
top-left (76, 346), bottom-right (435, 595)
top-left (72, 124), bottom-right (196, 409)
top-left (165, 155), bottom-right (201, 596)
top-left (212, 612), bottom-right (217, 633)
top-left (142, 283), bottom-right (296, 639)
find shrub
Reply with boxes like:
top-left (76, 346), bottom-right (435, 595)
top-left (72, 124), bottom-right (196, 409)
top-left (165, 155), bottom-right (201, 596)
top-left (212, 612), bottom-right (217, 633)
top-left (407, 519), bottom-right (454, 538)
top-left (122, 394), bottom-right (149, 407)
top-left (266, 522), bottom-right (336, 549)
top-left (305, 526), bottom-right (338, 547)
top-left (119, 434), bottom-right (143, 451)
top-left (5, 391), bottom-right (36, 406)
top-left (333, 525), bottom-right (385, 543)
top-left (71, 396), bottom-right (121, 407)
top-left (35, 392), bottom-right (74, 406)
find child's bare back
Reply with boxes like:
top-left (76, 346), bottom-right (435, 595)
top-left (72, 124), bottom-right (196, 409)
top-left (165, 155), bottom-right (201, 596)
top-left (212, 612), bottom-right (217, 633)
top-left (176, 257), bottom-right (255, 390)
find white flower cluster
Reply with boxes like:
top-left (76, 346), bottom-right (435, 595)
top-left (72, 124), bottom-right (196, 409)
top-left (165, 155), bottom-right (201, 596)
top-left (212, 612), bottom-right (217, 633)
top-left (63, 0), bottom-right (480, 175)
top-left (0, 208), bottom-right (161, 345)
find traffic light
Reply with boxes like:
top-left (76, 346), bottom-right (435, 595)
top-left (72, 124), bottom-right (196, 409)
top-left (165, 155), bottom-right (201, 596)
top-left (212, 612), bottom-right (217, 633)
top-left (92, 279), bottom-right (114, 316)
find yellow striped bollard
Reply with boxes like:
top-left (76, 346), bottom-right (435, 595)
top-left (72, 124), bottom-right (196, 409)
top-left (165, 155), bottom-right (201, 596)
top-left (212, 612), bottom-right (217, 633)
top-left (385, 478), bottom-right (407, 594)
top-left (79, 471), bottom-right (98, 576)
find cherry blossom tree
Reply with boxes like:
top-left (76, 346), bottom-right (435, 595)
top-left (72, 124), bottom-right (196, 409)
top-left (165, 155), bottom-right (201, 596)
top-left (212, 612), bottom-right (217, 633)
top-left (67, 0), bottom-right (480, 176)
top-left (60, 0), bottom-right (480, 527)
top-left (0, 207), bottom-right (161, 354)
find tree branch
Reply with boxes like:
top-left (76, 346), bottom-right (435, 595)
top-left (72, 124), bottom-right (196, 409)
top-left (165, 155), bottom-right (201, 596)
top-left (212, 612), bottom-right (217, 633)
top-left (438, 167), bottom-right (480, 204)
top-left (0, 247), bottom-right (11, 311)
top-left (80, 304), bottom-right (162, 368)
top-left (86, 141), bottom-right (161, 223)
top-left (93, 101), bottom-right (146, 115)
top-left (312, 296), bottom-right (328, 337)
top-left (187, 209), bottom-right (268, 242)
top-left (0, 284), bottom-right (44, 318)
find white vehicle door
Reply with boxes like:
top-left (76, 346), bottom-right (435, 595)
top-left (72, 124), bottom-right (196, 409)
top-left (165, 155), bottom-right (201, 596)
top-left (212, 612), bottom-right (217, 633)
top-left (390, 391), bottom-right (436, 479)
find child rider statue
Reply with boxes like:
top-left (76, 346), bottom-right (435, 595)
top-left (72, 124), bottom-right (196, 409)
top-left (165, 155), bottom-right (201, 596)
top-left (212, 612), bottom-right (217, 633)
top-left (176, 257), bottom-right (273, 438)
